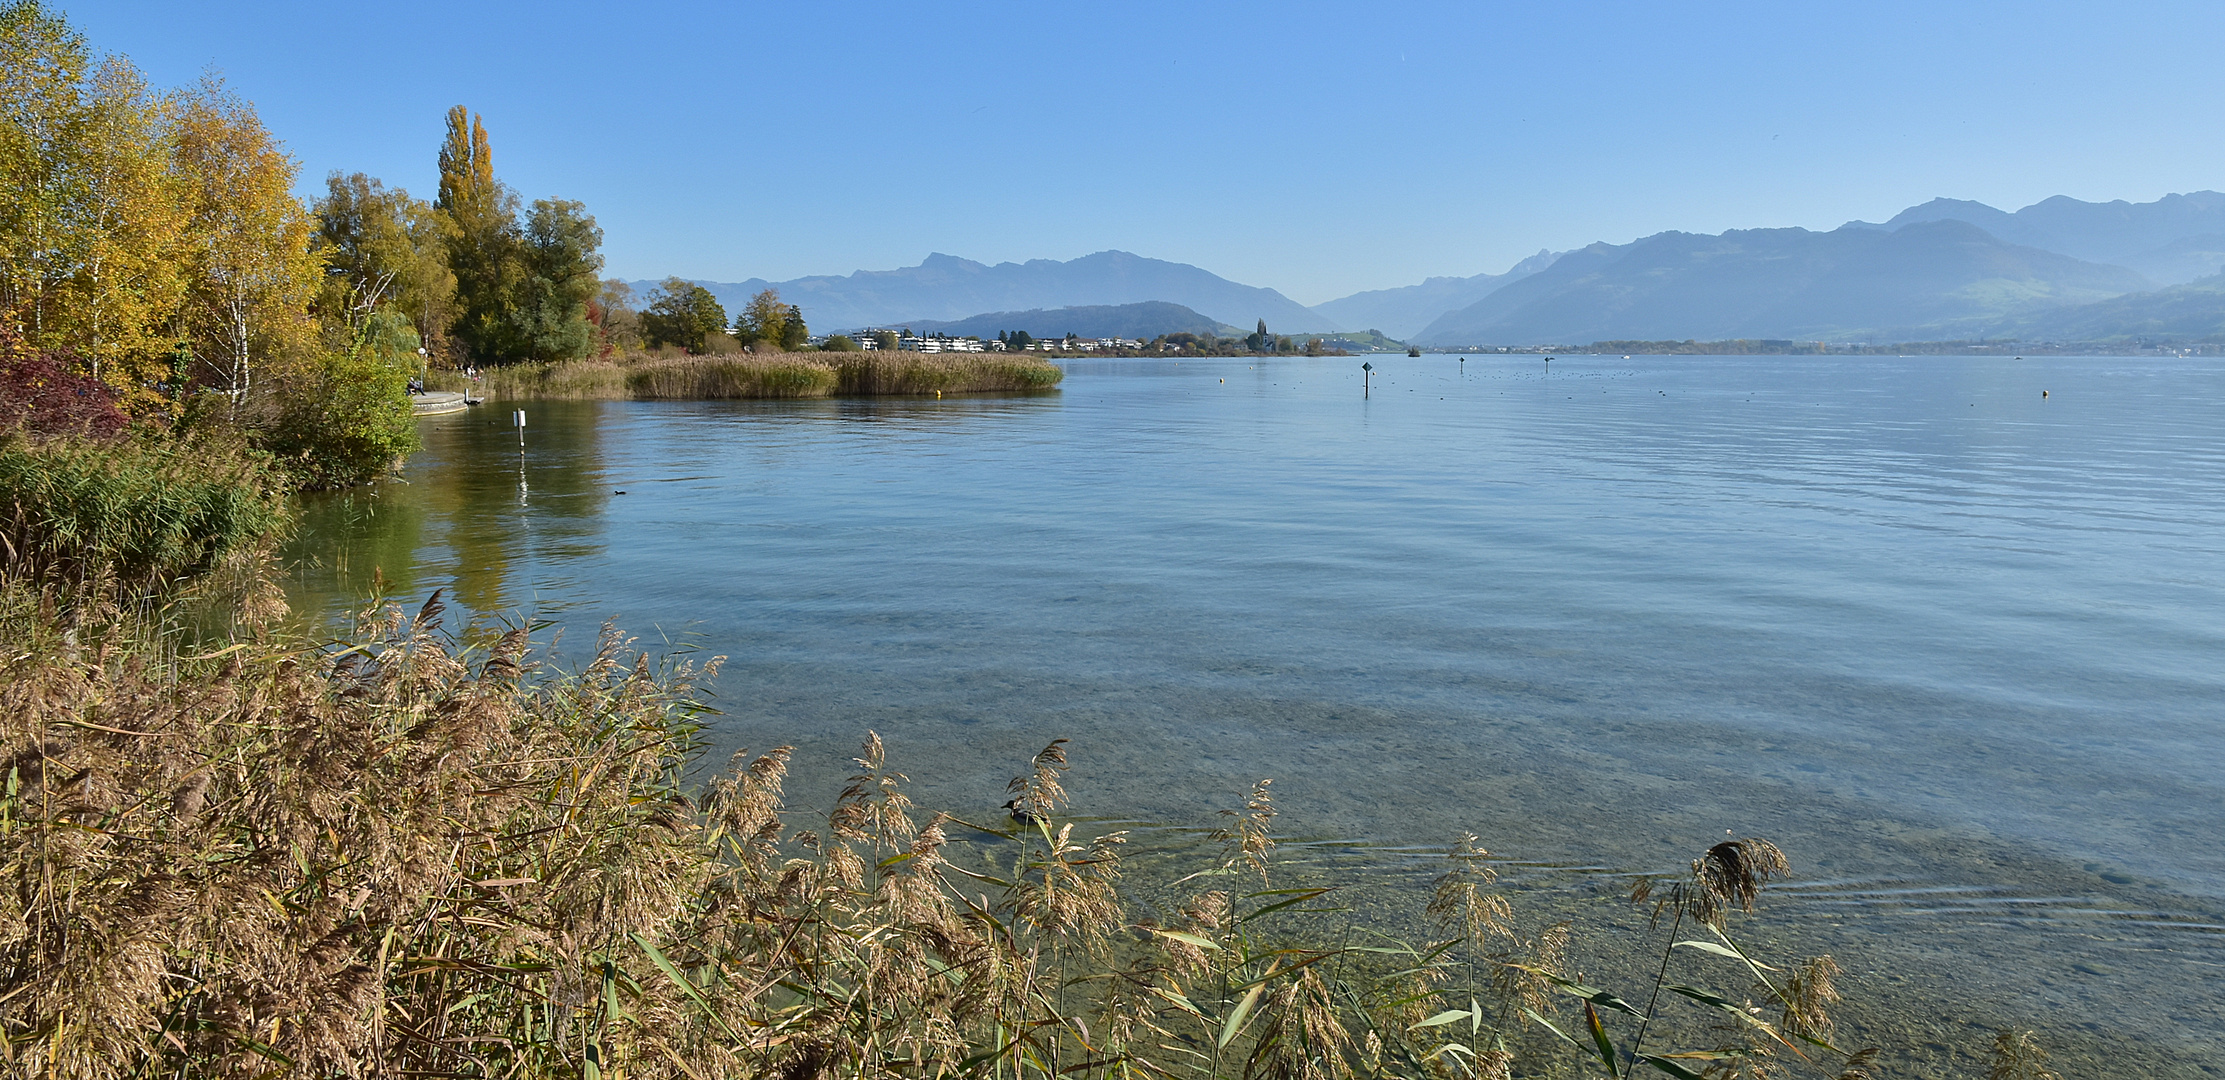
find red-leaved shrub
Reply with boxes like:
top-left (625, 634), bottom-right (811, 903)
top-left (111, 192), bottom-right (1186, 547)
top-left (0, 325), bottom-right (130, 439)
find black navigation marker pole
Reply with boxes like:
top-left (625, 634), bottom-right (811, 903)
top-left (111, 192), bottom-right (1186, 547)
top-left (1362, 361), bottom-right (1373, 397)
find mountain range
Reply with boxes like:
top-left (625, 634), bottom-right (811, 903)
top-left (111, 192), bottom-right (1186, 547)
top-left (633, 250), bottom-right (1329, 335)
top-left (645, 190), bottom-right (2225, 348)
top-left (2003, 269), bottom-right (2225, 341)
top-left (1307, 250), bottom-right (1562, 339)
top-left (1843, 192), bottom-right (2225, 285)
top-left (1412, 219), bottom-right (2153, 345)
top-left (900, 301), bottom-right (1239, 341)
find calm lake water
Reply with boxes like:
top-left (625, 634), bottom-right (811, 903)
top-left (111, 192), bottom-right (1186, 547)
top-left (289, 355), bottom-right (2225, 1071)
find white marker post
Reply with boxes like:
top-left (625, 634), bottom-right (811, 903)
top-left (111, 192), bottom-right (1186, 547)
top-left (1361, 361), bottom-right (1373, 398)
top-left (514, 410), bottom-right (529, 502)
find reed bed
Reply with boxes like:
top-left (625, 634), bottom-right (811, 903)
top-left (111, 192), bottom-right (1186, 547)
top-left (0, 435), bottom-right (2064, 1080)
top-left (2, 573), bottom-right (1895, 1080)
top-left (628, 354), bottom-right (840, 399)
top-left (832, 353), bottom-right (1068, 394)
top-left (0, 431), bottom-right (288, 597)
top-left (430, 351), bottom-right (1063, 401)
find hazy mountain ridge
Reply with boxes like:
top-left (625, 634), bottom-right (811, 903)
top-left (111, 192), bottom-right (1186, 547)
top-left (893, 301), bottom-right (1240, 341)
top-left (636, 189), bottom-right (2225, 351)
top-left (1305, 250), bottom-right (1561, 339)
top-left (1845, 191), bottom-right (2225, 284)
top-left (631, 250), bottom-right (1332, 335)
top-left (1413, 220), bottom-right (2153, 345)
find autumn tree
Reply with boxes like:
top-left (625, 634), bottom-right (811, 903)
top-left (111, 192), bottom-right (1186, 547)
top-left (0, 2), bottom-right (419, 484)
top-left (0, 0), bottom-right (84, 336)
top-left (312, 171), bottom-right (454, 357)
top-left (436, 105), bottom-right (523, 363)
top-left (639, 277), bottom-right (726, 352)
top-left (737, 287), bottom-right (805, 350)
top-left (172, 76), bottom-right (318, 411)
top-left (0, 3), bottom-right (188, 411)
top-left (590, 278), bottom-right (640, 354)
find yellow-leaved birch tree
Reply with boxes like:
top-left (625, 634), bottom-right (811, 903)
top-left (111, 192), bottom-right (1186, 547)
top-left (172, 76), bottom-right (317, 413)
top-left (66, 57), bottom-right (185, 406)
top-left (1, 4), bottom-right (185, 411)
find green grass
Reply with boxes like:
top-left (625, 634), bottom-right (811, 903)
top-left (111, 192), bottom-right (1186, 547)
top-left (0, 431), bottom-right (288, 597)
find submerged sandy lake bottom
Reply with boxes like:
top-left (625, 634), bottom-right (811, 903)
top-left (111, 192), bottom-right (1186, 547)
top-left (291, 354), bottom-right (2225, 1073)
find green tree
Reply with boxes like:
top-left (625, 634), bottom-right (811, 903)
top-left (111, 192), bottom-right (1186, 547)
top-left (738, 287), bottom-right (792, 349)
top-left (256, 310), bottom-right (421, 488)
top-left (510, 197), bottom-right (601, 362)
top-left (311, 171), bottom-right (454, 358)
top-left (870, 329), bottom-right (899, 351)
top-left (821, 333), bottom-right (859, 352)
top-left (778, 303), bottom-right (808, 350)
top-left (639, 277), bottom-right (727, 352)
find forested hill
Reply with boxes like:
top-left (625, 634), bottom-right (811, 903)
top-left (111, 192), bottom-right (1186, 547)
top-left (637, 251), bottom-right (1332, 334)
top-left (1999, 270), bottom-right (2225, 341)
top-left (1413, 220), bottom-right (2152, 346)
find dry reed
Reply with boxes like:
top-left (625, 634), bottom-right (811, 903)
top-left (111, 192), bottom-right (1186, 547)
top-left (0, 438), bottom-right (2029, 1080)
top-left (430, 350), bottom-right (1062, 402)
top-left (1, 557), bottom-right (1903, 1080)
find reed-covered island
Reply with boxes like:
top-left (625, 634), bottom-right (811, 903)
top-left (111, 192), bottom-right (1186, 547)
top-left (432, 349), bottom-right (1065, 401)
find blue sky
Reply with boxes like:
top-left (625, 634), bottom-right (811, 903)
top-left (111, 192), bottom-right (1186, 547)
top-left (62, 0), bottom-right (2225, 304)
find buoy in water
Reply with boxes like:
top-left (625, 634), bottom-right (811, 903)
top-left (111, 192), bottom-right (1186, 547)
top-left (2042, 390), bottom-right (2049, 398)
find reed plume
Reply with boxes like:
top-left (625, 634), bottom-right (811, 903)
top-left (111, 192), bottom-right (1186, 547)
top-left (1986, 1028), bottom-right (2062, 1080)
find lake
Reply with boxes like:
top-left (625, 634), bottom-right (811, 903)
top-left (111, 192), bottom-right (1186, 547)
top-left (289, 354), bottom-right (2225, 1072)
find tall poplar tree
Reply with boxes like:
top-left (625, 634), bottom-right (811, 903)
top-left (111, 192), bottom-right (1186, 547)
top-left (435, 105), bottom-right (521, 363)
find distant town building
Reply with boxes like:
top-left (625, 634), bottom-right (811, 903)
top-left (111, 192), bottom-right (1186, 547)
top-left (1020, 338), bottom-right (1142, 352)
top-left (898, 334), bottom-right (986, 353)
